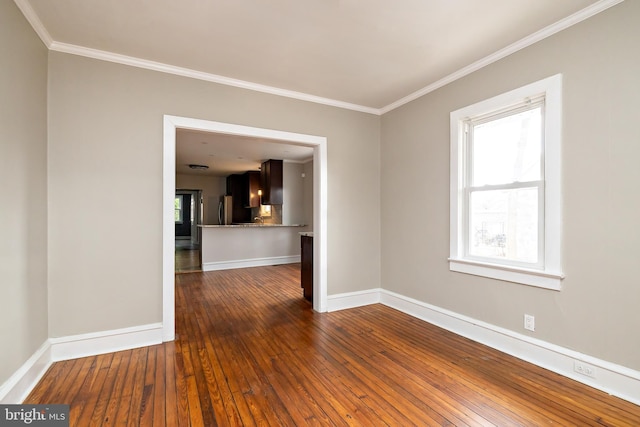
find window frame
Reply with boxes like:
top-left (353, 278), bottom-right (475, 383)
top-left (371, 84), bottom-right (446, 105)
top-left (449, 74), bottom-right (564, 290)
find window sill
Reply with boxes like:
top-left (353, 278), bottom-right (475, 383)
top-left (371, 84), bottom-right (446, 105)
top-left (448, 258), bottom-right (564, 291)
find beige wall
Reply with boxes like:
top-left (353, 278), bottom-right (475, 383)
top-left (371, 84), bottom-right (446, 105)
top-left (282, 162), bottom-right (307, 225)
top-left (176, 173), bottom-right (225, 224)
top-left (381, 1), bottom-right (640, 370)
top-left (0, 2), bottom-right (49, 386)
top-left (47, 52), bottom-right (381, 337)
top-left (303, 161), bottom-right (314, 229)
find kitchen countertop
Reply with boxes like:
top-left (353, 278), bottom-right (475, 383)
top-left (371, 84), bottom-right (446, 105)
top-left (198, 224), bottom-right (307, 228)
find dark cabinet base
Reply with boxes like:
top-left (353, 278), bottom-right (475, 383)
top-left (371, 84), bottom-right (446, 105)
top-left (301, 235), bottom-right (313, 302)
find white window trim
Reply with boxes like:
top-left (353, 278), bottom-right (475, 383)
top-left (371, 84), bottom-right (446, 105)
top-left (449, 74), bottom-right (564, 290)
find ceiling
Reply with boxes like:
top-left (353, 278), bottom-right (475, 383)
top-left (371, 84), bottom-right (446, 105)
top-left (22, 0), bottom-right (605, 110)
top-left (176, 129), bottom-right (313, 177)
top-left (17, 0), bottom-right (609, 175)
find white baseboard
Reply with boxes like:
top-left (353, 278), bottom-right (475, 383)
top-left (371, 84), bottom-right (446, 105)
top-left (0, 341), bottom-right (52, 404)
top-left (202, 255), bottom-right (300, 271)
top-left (327, 288), bottom-right (640, 406)
top-left (0, 323), bottom-right (164, 404)
top-left (327, 288), bottom-right (381, 312)
top-left (50, 323), bottom-right (164, 362)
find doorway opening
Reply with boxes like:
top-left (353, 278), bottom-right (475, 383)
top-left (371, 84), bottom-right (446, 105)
top-left (163, 115), bottom-right (328, 341)
top-left (175, 189), bottom-right (202, 273)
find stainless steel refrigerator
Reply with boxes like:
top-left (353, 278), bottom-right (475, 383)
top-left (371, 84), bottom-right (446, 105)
top-left (218, 195), bottom-right (232, 225)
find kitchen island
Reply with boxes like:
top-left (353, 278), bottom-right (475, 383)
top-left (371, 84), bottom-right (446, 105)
top-left (198, 224), bottom-right (309, 271)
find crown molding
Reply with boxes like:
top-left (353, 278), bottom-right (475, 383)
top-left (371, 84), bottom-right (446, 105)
top-left (48, 41), bottom-right (381, 115)
top-left (379, 0), bottom-right (624, 114)
top-left (13, 0), bottom-right (53, 47)
top-left (15, 0), bottom-right (622, 116)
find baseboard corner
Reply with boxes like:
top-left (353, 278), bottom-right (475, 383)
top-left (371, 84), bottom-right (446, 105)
top-left (0, 340), bottom-right (52, 404)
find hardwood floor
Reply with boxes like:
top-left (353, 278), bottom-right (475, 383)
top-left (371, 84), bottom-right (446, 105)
top-left (175, 248), bottom-right (201, 273)
top-left (26, 264), bottom-right (640, 425)
top-left (175, 239), bottom-right (201, 273)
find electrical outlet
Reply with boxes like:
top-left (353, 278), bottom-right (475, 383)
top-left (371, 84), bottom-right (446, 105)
top-left (574, 361), bottom-right (596, 378)
top-left (524, 314), bottom-right (535, 331)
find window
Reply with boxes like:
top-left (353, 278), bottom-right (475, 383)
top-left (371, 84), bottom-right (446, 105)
top-left (174, 197), bottom-right (183, 224)
top-left (449, 75), bottom-right (564, 290)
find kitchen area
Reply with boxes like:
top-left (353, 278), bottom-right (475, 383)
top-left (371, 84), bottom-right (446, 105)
top-left (175, 129), bottom-right (315, 301)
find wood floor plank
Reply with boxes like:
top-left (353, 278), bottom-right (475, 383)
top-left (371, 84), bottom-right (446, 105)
top-left (137, 345), bottom-right (157, 426)
top-left (126, 346), bottom-right (150, 426)
top-left (161, 342), bottom-right (181, 427)
top-left (25, 264), bottom-right (640, 426)
top-left (66, 357), bottom-right (99, 424)
top-left (70, 353), bottom-right (114, 427)
top-left (150, 345), bottom-right (166, 427)
top-left (83, 350), bottom-right (126, 426)
top-left (338, 307), bottom-right (560, 425)
top-left (197, 325), bottom-right (245, 426)
top-left (174, 293), bottom-right (203, 426)
top-left (99, 350), bottom-right (133, 426)
top-left (349, 305), bottom-right (577, 423)
top-left (30, 358), bottom-right (79, 404)
top-left (200, 270), bottom-right (372, 426)
top-left (312, 321), bottom-right (460, 426)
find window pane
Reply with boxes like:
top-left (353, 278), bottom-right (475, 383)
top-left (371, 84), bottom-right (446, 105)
top-left (175, 197), bottom-right (182, 223)
top-left (469, 188), bottom-right (538, 263)
top-left (472, 107), bottom-right (542, 186)
top-left (190, 195), bottom-right (195, 223)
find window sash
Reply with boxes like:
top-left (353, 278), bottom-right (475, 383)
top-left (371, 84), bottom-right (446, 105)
top-left (465, 100), bottom-right (545, 188)
top-left (461, 100), bottom-right (545, 270)
top-left (463, 181), bottom-right (545, 269)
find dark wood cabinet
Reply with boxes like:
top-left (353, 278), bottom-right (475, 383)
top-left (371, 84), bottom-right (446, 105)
top-left (226, 160), bottom-right (282, 221)
top-left (301, 234), bottom-right (313, 302)
top-left (243, 171), bottom-right (261, 208)
top-left (260, 159), bottom-right (283, 205)
top-left (226, 174), bottom-right (251, 223)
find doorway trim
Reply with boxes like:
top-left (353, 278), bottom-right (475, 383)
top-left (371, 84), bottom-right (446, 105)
top-left (162, 115), bottom-right (328, 341)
